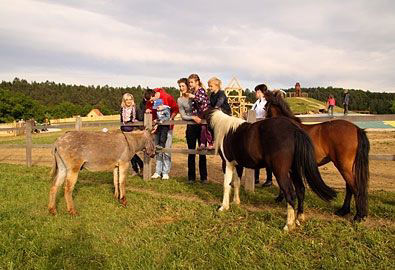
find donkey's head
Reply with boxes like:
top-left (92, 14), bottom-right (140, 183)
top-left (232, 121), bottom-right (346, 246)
top-left (143, 130), bottom-right (156, 158)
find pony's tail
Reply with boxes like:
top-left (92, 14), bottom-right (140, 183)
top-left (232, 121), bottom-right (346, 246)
top-left (354, 128), bottom-right (370, 217)
top-left (50, 146), bottom-right (58, 179)
top-left (294, 129), bottom-right (337, 201)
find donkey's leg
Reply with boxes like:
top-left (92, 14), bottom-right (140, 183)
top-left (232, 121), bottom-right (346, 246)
top-left (113, 166), bottom-right (119, 200)
top-left (48, 156), bottom-right (67, 215)
top-left (64, 168), bottom-right (80, 216)
top-left (219, 162), bottom-right (234, 211)
top-left (118, 161), bottom-right (129, 207)
top-left (233, 165), bottom-right (243, 205)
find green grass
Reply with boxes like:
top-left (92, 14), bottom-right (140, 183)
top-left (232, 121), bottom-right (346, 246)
top-left (287, 97), bottom-right (343, 114)
top-left (0, 163), bottom-right (394, 269)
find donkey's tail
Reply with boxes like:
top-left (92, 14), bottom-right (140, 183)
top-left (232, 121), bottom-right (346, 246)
top-left (50, 145), bottom-right (58, 179)
top-left (354, 128), bottom-right (370, 216)
top-left (294, 129), bottom-right (337, 201)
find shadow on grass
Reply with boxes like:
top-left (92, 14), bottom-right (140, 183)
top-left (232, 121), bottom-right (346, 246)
top-left (46, 225), bottom-right (108, 269)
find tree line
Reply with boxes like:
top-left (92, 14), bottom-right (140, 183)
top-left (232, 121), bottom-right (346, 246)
top-left (0, 78), bottom-right (179, 123)
top-left (0, 78), bottom-right (394, 123)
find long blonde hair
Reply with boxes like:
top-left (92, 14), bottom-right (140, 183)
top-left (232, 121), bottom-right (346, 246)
top-left (188, 73), bottom-right (206, 91)
top-left (121, 93), bottom-right (135, 108)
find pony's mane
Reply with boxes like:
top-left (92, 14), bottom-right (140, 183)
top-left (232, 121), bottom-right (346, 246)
top-left (265, 91), bottom-right (302, 123)
top-left (209, 110), bottom-right (245, 153)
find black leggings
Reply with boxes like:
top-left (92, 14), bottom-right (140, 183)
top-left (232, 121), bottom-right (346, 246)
top-left (131, 154), bottom-right (143, 173)
top-left (186, 124), bottom-right (207, 181)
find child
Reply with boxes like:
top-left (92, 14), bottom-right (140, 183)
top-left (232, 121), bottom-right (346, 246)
top-left (327, 95), bottom-right (336, 117)
top-left (152, 98), bottom-right (171, 150)
top-left (120, 93), bottom-right (143, 176)
top-left (188, 74), bottom-right (214, 150)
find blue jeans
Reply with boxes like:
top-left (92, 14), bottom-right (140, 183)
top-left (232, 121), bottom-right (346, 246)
top-left (155, 129), bottom-right (173, 175)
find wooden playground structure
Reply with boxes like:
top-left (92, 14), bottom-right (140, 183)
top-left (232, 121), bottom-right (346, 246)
top-left (224, 76), bottom-right (252, 118)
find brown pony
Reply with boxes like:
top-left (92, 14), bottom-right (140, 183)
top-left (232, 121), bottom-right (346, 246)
top-left (264, 90), bottom-right (370, 221)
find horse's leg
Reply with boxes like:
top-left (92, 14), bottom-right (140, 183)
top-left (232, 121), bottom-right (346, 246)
top-left (113, 166), bottom-right (119, 200)
top-left (335, 184), bottom-right (352, 217)
top-left (291, 170), bottom-right (305, 225)
top-left (233, 165), bottom-right (243, 205)
top-left (275, 191), bottom-right (284, 203)
top-left (48, 155), bottom-right (66, 215)
top-left (274, 168), bottom-right (296, 231)
top-left (219, 162), bottom-right (234, 211)
top-left (118, 161), bottom-right (129, 207)
top-left (64, 167), bottom-right (80, 216)
top-left (333, 159), bottom-right (355, 217)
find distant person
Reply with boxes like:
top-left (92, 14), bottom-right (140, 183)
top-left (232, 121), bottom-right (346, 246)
top-left (327, 94), bottom-right (336, 117)
top-left (252, 84), bottom-right (273, 187)
top-left (208, 77), bottom-right (231, 115)
top-left (145, 88), bottom-right (179, 180)
top-left (343, 90), bottom-right (350, 115)
top-left (188, 74), bottom-right (214, 150)
top-left (177, 78), bottom-right (207, 184)
top-left (295, 82), bottom-right (302, 97)
top-left (120, 93), bottom-right (143, 177)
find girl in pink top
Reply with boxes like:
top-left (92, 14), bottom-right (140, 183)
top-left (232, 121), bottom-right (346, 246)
top-left (327, 95), bottom-right (336, 116)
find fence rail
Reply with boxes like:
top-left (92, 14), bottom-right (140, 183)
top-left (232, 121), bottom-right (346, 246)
top-left (1, 113), bottom-right (395, 193)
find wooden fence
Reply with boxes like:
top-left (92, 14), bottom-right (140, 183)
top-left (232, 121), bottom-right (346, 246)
top-left (1, 112), bottom-right (395, 193)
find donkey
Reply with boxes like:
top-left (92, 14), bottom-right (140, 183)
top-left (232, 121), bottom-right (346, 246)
top-left (48, 130), bottom-right (155, 216)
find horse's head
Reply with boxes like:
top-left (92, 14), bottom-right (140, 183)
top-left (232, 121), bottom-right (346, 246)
top-left (143, 130), bottom-right (156, 158)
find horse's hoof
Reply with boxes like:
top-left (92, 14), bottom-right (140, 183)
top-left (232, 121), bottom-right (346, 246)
top-left (283, 223), bottom-right (296, 232)
top-left (297, 213), bottom-right (305, 223)
top-left (335, 207), bottom-right (350, 217)
top-left (233, 199), bottom-right (240, 205)
top-left (48, 207), bottom-right (57, 216)
top-left (114, 192), bottom-right (119, 200)
top-left (353, 215), bottom-right (366, 223)
top-left (217, 205), bottom-right (228, 212)
top-left (275, 195), bottom-right (284, 204)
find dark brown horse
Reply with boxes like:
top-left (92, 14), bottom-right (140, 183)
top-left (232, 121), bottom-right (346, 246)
top-left (206, 109), bottom-right (337, 231)
top-left (264, 90), bottom-right (370, 221)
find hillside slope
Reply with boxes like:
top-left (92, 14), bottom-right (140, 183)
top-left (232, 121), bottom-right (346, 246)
top-left (286, 97), bottom-right (343, 114)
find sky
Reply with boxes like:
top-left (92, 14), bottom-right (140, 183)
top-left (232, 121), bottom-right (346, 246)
top-left (0, 0), bottom-right (394, 92)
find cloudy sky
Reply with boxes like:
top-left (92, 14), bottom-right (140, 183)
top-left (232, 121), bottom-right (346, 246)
top-left (1, 0), bottom-right (394, 92)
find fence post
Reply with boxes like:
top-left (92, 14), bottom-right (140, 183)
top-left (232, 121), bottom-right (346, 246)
top-left (75, 116), bottom-right (82, 131)
top-left (25, 120), bottom-right (33, 167)
top-left (143, 113), bottom-right (153, 180)
top-left (243, 110), bottom-right (256, 192)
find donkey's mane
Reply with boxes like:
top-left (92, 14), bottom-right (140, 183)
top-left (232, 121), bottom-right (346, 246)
top-left (265, 91), bottom-right (302, 123)
top-left (209, 110), bottom-right (245, 153)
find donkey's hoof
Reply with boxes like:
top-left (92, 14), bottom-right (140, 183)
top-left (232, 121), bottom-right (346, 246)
top-left (68, 209), bottom-right (79, 216)
top-left (120, 197), bottom-right (127, 207)
top-left (335, 207), bottom-right (350, 217)
top-left (48, 207), bottom-right (57, 216)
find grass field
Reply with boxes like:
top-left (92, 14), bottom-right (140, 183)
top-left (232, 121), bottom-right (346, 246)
top-left (0, 163), bottom-right (394, 269)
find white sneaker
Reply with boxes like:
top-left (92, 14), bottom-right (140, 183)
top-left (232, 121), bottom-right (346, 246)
top-left (162, 174), bottom-right (169, 180)
top-left (151, 173), bottom-right (161, 179)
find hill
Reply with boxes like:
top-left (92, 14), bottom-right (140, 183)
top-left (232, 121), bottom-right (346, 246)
top-left (286, 97), bottom-right (343, 114)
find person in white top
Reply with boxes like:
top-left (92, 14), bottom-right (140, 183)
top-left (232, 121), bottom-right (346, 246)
top-left (252, 84), bottom-right (273, 187)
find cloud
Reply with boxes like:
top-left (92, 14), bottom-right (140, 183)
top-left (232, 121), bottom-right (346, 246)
top-left (0, 0), bottom-right (394, 92)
